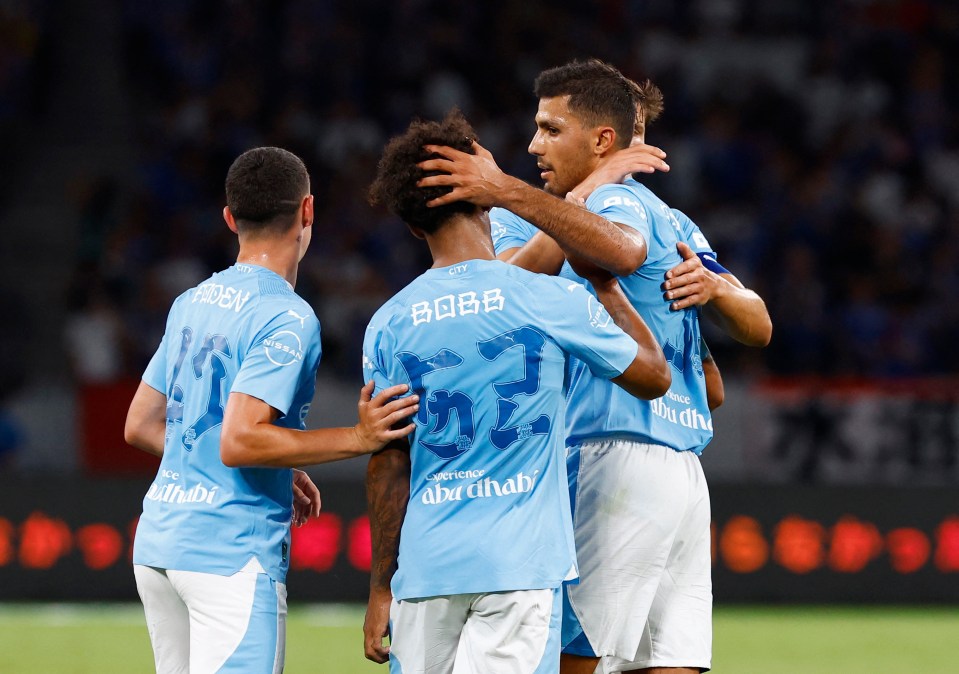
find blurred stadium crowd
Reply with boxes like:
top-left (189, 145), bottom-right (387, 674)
top-left (3, 0), bottom-right (959, 390)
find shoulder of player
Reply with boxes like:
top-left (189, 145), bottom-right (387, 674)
top-left (249, 293), bottom-right (320, 334)
top-left (585, 181), bottom-right (652, 217)
top-left (488, 206), bottom-right (534, 239)
top-left (365, 281), bottom-right (418, 332)
top-left (488, 206), bottom-right (527, 226)
top-left (669, 207), bottom-right (696, 234)
top-left (507, 267), bottom-right (585, 302)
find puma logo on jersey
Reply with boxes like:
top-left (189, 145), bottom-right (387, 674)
top-left (287, 309), bottom-right (308, 328)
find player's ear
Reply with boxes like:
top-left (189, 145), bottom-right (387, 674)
top-left (301, 194), bottom-right (314, 229)
top-left (223, 206), bottom-right (239, 233)
top-left (595, 126), bottom-right (616, 155)
top-left (406, 223), bottom-right (426, 240)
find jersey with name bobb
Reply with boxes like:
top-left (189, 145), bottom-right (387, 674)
top-left (363, 259), bottom-right (639, 600)
top-left (490, 184), bottom-right (712, 454)
top-left (133, 263), bottom-right (321, 581)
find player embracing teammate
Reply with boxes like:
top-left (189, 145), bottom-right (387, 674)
top-left (365, 59), bottom-right (770, 674)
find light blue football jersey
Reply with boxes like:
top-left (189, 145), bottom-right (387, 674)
top-left (490, 180), bottom-right (713, 454)
top-left (671, 207), bottom-right (717, 258)
top-left (133, 263), bottom-right (321, 581)
top-left (363, 259), bottom-right (638, 600)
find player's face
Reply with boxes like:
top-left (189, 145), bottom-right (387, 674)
top-left (528, 96), bottom-right (597, 196)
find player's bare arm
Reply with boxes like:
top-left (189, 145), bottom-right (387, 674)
top-left (663, 241), bottom-right (772, 347)
top-left (124, 381), bottom-right (167, 457)
top-left (499, 144), bottom-right (668, 273)
top-left (566, 143), bottom-right (670, 205)
top-left (219, 382), bottom-right (418, 468)
top-left (568, 255), bottom-right (671, 399)
top-left (417, 141), bottom-right (647, 277)
top-left (703, 353), bottom-right (724, 411)
top-left (364, 440), bottom-right (411, 664)
top-left (496, 231), bottom-right (566, 275)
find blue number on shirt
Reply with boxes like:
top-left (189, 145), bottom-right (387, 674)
top-left (478, 327), bottom-right (550, 450)
top-left (182, 334), bottom-right (232, 450)
top-left (395, 350), bottom-right (473, 459)
top-left (394, 325), bottom-right (550, 458)
top-left (167, 327), bottom-right (193, 427)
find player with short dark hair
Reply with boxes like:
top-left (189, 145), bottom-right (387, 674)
top-left (418, 59), bottom-right (769, 674)
top-left (125, 146), bottom-right (418, 674)
top-left (362, 109), bottom-right (670, 674)
top-left (533, 59), bottom-right (638, 150)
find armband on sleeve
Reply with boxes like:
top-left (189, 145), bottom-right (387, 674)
top-left (697, 252), bottom-right (730, 275)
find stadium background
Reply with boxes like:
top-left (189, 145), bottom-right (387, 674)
top-left (1, 0), bottom-right (958, 661)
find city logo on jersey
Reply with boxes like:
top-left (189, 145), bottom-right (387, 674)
top-left (490, 220), bottom-right (507, 243)
top-left (264, 330), bottom-right (304, 366)
top-left (419, 469), bottom-right (540, 505)
top-left (410, 289), bottom-right (505, 326)
top-left (191, 282), bottom-right (252, 313)
top-left (145, 480), bottom-right (220, 505)
top-left (602, 195), bottom-right (646, 218)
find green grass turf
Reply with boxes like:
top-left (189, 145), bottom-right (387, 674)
top-left (0, 603), bottom-right (956, 673)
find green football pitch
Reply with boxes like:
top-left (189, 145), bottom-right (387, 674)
top-left (0, 603), bottom-right (955, 673)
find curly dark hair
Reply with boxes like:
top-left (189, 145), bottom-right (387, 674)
top-left (225, 146), bottom-right (310, 235)
top-left (368, 109), bottom-right (479, 234)
top-left (534, 59), bottom-right (637, 150)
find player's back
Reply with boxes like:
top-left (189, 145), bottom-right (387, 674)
top-left (134, 263), bottom-right (320, 581)
top-left (364, 258), bottom-right (636, 599)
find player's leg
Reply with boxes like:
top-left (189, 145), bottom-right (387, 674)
top-left (390, 594), bottom-right (470, 674)
top-left (458, 588), bottom-right (559, 674)
top-left (168, 565), bottom-right (287, 674)
top-left (134, 564), bottom-right (190, 674)
top-left (603, 452), bottom-right (713, 674)
top-left (564, 441), bottom-right (682, 662)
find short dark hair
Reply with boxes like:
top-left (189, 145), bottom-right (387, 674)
top-left (225, 147), bottom-right (310, 234)
top-left (368, 109), bottom-right (479, 234)
top-left (534, 59), bottom-right (637, 150)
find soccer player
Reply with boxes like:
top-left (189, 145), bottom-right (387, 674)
top-left (361, 110), bottom-right (671, 674)
top-left (124, 146), bottom-right (418, 674)
top-left (419, 61), bottom-right (769, 674)
top-left (566, 78), bottom-right (771, 349)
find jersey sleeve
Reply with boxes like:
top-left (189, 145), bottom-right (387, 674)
top-left (141, 332), bottom-right (167, 394)
top-left (142, 296), bottom-right (187, 394)
top-left (585, 184), bottom-right (652, 243)
top-left (362, 310), bottom-right (395, 397)
top-left (231, 304), bottom-right (322, 417)
top-left (536, 279), bottom-right (638, 380)
top-left (489, 207), bottom-right (539, 256)
top-left (672, 208), bottom-right (715, 255)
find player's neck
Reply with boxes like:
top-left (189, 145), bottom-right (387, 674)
top-left (425, 214), bottom-right (496, 268)
top-left (235, 243), bottom-right (299, 286)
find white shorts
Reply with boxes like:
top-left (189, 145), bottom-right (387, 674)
top-left (563, 440), bottom-right (712, 672)
top-left (390, 588), bottom-right (560, 674)
top-left (134, 562), bottom-right (287, 674)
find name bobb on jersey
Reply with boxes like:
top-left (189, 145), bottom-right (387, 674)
top-left (134, 264), bottom-right (321, 581)
top-left (489, 189), bottom-right (712, 454)
top-left (363, 259), bottom-right (639, 601)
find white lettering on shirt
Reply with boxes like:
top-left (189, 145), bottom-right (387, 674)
top-left (409, 289), bottom-right (505, 325)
